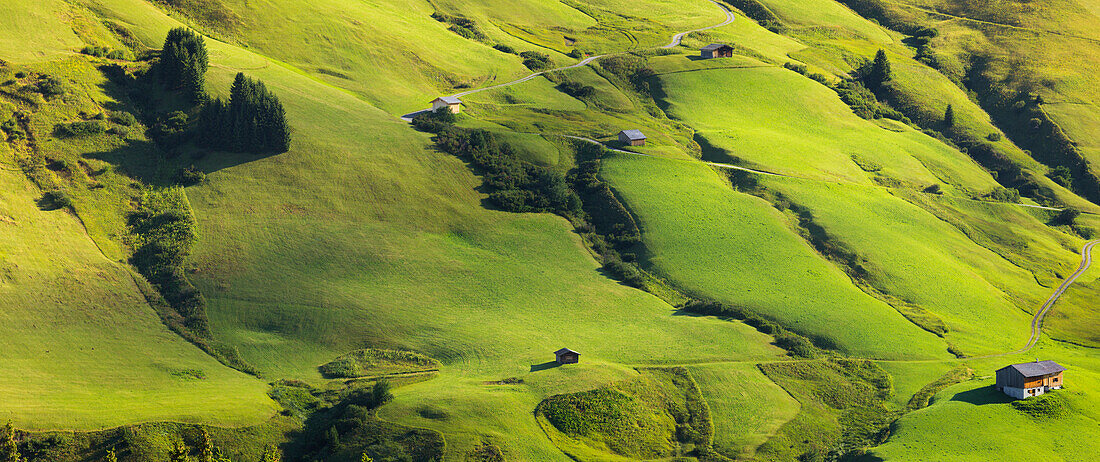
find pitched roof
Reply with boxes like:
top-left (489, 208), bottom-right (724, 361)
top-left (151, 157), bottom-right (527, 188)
top-left (997, 360), bottom-right (1066, 377)
top-left (619, 129), bottom-right (646, 140)
top-left (433, 96), bottom-right (462, 105)
top-left (555, 348), bottom-right (579, 355)
top-left (701, 43), bottom-right (731, 51)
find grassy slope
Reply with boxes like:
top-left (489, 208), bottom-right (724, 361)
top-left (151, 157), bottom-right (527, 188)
top-left (601, 153), bottom-right (949, 359)
top-left (78, 0), bottom-right (790, 458)
top-left (0, 0), bottom-right (276, 431)
top-left (0, 142), bottom-right (275, 431)
top-left (689, 362), bottom-right (801, 459)
top-left (655, 65), bottom-right (998, 191)
top-left (866, 341), bottom-right (1100, 461)
top-left (762, 176), bottom-right (1047, 355)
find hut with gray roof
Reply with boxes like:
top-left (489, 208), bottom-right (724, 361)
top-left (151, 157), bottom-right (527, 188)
top-left (995, 360), bottom-right (1065, 399)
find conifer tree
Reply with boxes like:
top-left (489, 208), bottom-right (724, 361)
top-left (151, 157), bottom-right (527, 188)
top-left (866, 49), bottom-right (892, 88)
top-left (159, 28), bottom-right (208, 104)
top-left (944, 104), bottom-right (956, 128)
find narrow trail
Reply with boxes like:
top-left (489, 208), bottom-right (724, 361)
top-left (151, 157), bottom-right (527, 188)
top-left (1019, 239), bottom-right (1100, 352)
top-left (400, 0), bottom-right (735, 121)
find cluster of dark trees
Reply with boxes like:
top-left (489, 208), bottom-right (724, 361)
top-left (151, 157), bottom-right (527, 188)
top-left (558, 81), bottom-right (595, 98)
top-left (520, 51), bottom-right (551, 71)
top-left (197, 73), bottom-right (291, 153)
top-left (157, 28), bottom-right (208, 104)
top-left (150, 28), bottom-right (290, 153)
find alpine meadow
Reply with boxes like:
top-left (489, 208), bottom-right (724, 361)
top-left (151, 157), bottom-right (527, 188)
top-left (2, 0), bottom-right (1100, 460)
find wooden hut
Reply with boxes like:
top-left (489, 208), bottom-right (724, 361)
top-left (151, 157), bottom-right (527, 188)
top-left (431, 96), bottom-right (462, 114)
top-left (700, 44), bottom-right (734, 59)
top-left (618, 129), bottom-right (646, 146)
top-left (995, 360), bottom-right (1065, 399)
top-left (555, 348), bottom-right (580, 364)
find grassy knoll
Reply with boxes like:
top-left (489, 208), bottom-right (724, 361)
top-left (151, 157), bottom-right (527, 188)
top-left (688, 362), bottom-right (800, 459)
top-left (866, 340), bottom-right (1100, 461)
top-left (654, 65), bottom-right (998, 191)
top-left (536, 367), bottom-right (714, 460)
top-left (761, 176), bottom-right (1049, 355)
top-left (600, 153), bottom-right (949, 359)
top-left (0, 140), bottom-right (274, 430)
top-left (0, 0), bottom-right (84, 62)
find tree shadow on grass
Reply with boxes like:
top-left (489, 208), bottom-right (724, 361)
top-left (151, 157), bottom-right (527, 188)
top-left (530, 361), bottom-right (561, 372)
top-left (950, 385), bottom-right (1014, 406)
top-left (90, 63), bottom-right (281, 187)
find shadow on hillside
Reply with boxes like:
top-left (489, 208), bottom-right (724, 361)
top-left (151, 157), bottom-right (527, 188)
top-left (530, 361), bottom-right (562, 372)
top-left (950, 386), bottom-right (1014, 406)
top-left (89, 64), bottom-right (281, 186)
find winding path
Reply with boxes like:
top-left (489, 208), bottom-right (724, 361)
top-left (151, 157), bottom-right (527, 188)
top-left (1017, 239), bottom-right (1100, 353)
top-left (400, 0), bottom-right (735, 121)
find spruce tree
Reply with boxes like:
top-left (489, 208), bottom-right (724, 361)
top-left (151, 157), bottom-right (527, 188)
top-left (159, 28), bottom-right (208, 104)
top-left (867, 49), bottom-right (892, 88)
top-left (944, 104), bottom-right (956, 128)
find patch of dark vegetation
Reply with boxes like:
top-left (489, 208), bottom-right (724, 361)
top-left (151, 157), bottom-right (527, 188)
top-left (431, 12), bottom-right (489, 42)
top-left (758, 359), bottom-right (895, 461)
top-left (556, 80), bottom-right (595, 99)
top-left (35, 75), bottom-right (65, 99)
top-left (783, 60), bottom-right (908, 123)
top-left (174, 165), bottom-right (205, 185)
top-left (598, 54), bottom-right (656, 93)
top-left (38, 189), bottom-right (73, 211)
top-left (282, 379), bottom-right (446, 462)
top-left (1011, 392), bottom-right (1067, 418)
top-left (53, 120), bottom-right (107, 138)
top-left (519, 51), bottom-right (552, 71)
top-left (80, 46), bottom-right (126, 60)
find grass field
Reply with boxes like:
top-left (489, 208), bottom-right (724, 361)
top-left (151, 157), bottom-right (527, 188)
top-left (654, 65), bottom-right (999, 191)
top-left (600, 153), bottom-right (949, 359)
top-left (0, 142), bottom-right (275, 430)
top-left (689, 362), bottom-right (801, 459)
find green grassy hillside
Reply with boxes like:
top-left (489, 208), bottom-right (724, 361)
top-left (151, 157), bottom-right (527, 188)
top-left (1, 0), bottom-right (1099, 460)
top-left (0, 139), bottom-right (274, 431)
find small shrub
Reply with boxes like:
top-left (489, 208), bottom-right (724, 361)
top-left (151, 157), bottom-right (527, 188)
top-left (106, 49), bottom-right (125, 60)
top-left (986, 132), bottom-right (1002, 141)
top-left (1048, 165), bottom-right (1073, 188)
top-left (111, 111), bottom-right (137, 126)
top-left (558, 81), bottom-right (595, 98)
top-left (987, 187), bottom-right (1020, 203)
top-left (14, 72), bottom-right (26, 78)
top-left (36, 76), bottom-right (64, 98)
top-left (42, 190), bottom-right (73, 210)
top-left (54, 120), bottom-right (106, 138)
top-left (493, 44), bottom-right (515, 54)
top-left (175, 165), bottom-right (206, 185)
top-left (520, 51), bottom-right (551, 71)
top-left (923, 184), bottom-right (943, 194)
top-left (568, 49), bottom-right (582, 59)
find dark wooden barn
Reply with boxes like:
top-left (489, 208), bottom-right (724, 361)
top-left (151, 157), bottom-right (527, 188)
top-left (618, 129), bottom-right (646, 146)
top-left (700, 43), bottom-right (734, 59)
top-left (555, 348), bottom-right (579, 364)
top-left (995, 360), bottom-right (1065, 399)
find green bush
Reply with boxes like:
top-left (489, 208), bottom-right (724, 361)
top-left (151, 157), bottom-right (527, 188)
top-left (36, 75), bottom-right (64, 98)
top-left (558, 81), bottom-right (595, 98)
top-left (520, 51), bottom-right (551, 71)
top-left (54, 120), bottom-right (106, 138)
top-left (111, 111), bottom-right (137, 126)
top-left (175, 165), bottom-right (206, 185)
top-left (493, 44), bottom-right (515, 54)
top-left (1048, 165), bottom-right (1073, 188)
top-left (41, 190), bottom-right (72, 210)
